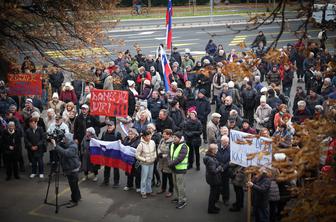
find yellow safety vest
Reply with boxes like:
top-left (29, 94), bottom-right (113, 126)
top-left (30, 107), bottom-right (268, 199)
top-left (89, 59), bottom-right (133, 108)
top-left (170, 143), bottom-right (189, 170)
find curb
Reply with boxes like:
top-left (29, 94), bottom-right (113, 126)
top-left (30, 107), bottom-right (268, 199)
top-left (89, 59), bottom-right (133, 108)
top-left (104, 18), bottom-right (304, 33)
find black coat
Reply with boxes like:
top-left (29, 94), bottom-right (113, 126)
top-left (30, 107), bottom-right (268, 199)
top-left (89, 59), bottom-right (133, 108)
top-left (252, 174), bottom-right (271, 207)
top-left (49, 71), bottom-right (64, 89)
top-left (195, 97), bottom-right (211, 123)
top-left (203, 154), bottom-right (222, 186)
top-left (101, 130), bottom-right (122, 142)
top-left (241, 88), bottom-right (257, 109)
top-left (147, 98), bottom-right (166, 120)
top-left (73, 113), bottom-right (100, 143)
top-left (218, 103), bottom-right (240, 126)
top-left (25, 126), bottom-right (46, 156)
top-left (169, 109), bottom-right (185, 131)
top-left (156, 116), bottom-right (176, 133)
top-left (127, 89), bottom-right (136, 117)
top-left (282, 70), bottom-right (294, 87)
top-left (182, 118), bottom-right (202, 146)
top-left (216, 145), bottom-right (230, 176)
top-left (55, 141), bottom-right (81, 175)
top-left (2, 130), bottom-right (22, 157)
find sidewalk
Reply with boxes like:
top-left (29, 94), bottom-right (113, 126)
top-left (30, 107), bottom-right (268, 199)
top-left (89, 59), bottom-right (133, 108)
top-left (110, 3), bottom-right (296, 20)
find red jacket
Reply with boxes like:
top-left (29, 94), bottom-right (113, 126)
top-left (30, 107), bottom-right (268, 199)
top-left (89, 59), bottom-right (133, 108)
top-left (60, 90), bottom-right (78, 104)
top-left (136, 72), bottom-right (151, 84)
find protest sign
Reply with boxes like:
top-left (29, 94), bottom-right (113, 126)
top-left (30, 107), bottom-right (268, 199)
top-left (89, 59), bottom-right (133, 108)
top-left (90, 89), bottom-right (128, 117)
top-left (230, 130), bottom-right (272, 167)
top-left (7, 74), bottom-right (42, 96)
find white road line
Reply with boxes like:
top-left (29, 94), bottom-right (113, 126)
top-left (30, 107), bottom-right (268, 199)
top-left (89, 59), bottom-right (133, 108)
top-left (105, 31), bottom-right (157, 38)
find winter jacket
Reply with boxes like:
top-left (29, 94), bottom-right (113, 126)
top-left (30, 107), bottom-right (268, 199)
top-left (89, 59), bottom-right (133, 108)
top-left (136, 71), bottom-right (152, 85)
top-left (55, 141), bottom-right (81, 175)
top-left (195, 97), bottom-right (211, 123)
top-left (306, 95), bottom-right (324, 114)
top-left (252, 34), bottom-right (267, 47)
top-left (252, 174), bottom-right (271, 207)
top-left (49, 71), bottom-right (64, 89)
top-left (127, 89), bottom-right (136, 117)
top-left (269, 180), bottom-right (280, 202)
top-left (137, 85), bottom-right (152, 100)
top-left (136, 138), bottom-right (157, 165)
top-left (254, 104), bottom-right (272, 130)
top-left (267, 71), bottom-right (281, 85)
top-left (48, 100), bottom-right (65, 115)
top-left (216, 144), bottom-right (230, 177)
top-left (133, 120), bottom-right (149, 135)
top-left (0, 97), bottom-right (16, 116)
top-left (230, 164), bottom-right (246, 187)
top-left (203, 153), bottom-right (222, 186)
top-left (147, 98), bottom-right (166, 120)
top-left (168, 141), bottom-right (188, 174)
top-left (158, 137), bottom-right (174, 173)
top-left (151, 72), bottom-right (162, 90)
top-left (25, 126), bottom-right (46, 156)
top-left (218, 103), bottom-right (240, 126)
top-left (241, 88), bottom-right (257, 109)
top-left (266, 96), bottom-right (282, 109)
top-left (207, 120), bottom-right (220, 144)
top-left (282, 70), bottom-right (294, 87)
top-left (2, 130), bottom-right (22, 157)
top-left (156, 116), bottom-right (176, 133)
top-left (60, 89), bottom-right (78, 104)
top-left (168, 108), bottom-right (185, 131)
top-left (212, 73), bottom-right (226, 97)
top-left (73, 113), bottom-right (100, 144)
top-left (100, 129), bottom-right (122, 142)
top-left (182, 118), bottom-right (202, 146)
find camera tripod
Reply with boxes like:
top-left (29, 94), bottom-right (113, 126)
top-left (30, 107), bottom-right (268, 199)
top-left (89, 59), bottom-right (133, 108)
top-left (44, 158), bottom-right (68, 213)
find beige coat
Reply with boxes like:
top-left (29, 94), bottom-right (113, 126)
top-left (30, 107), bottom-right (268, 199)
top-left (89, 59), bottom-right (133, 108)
top-left (136, 138), bottom-right (157, 165)
top-left (48, 100), bottom-right (64, 115)
top-left (207, 120), bottom-right (220, 144)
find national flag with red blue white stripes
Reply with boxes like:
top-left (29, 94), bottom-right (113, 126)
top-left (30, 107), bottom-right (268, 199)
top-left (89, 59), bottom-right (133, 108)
top-left (166, 0), bottom-right (173, 50)
top-left (160, 46), bottom-right (172, 91)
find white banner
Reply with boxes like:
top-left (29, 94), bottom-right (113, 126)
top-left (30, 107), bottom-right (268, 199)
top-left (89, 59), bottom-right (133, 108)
top-left (230, 130), bottom-right (272, 167)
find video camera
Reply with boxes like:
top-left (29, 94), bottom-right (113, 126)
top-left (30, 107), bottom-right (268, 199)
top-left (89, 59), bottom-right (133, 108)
top-left (47, 128), bottom-right (65, 143)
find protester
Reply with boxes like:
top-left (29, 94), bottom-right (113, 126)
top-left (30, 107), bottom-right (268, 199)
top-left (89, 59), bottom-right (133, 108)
top-left (136, 130), bottom-right (157, 199)
top-left (203, 144), bottom-right (223, 214)
top-left (169, 131), bottom-right (189, 209)
top-left (81, 127), bottom-right (99, 182)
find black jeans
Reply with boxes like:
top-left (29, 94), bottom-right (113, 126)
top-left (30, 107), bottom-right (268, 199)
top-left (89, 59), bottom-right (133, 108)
top-left (5, 154), bottom-right (19, 178)
top-left (161, 171), bottom-right (173, 193)
top-left (104, 166), bottom-right (120, 184)
top-left (243, 107), bottom-right (254, 125)
top-left (67, 172), bottom-right (81, 203)
top-left (187, 142), bottom-right (200, 168)
top-left (127, 165), bottom-right (141, 189)
top-left (233, 185), bottom-right (244, 209)
top-left (201, 120), bottom-right (207, 141)
top-left (219, 175), bottom-right (230, 202)
top-left (31, 154), bottom-right (44, 174)
top-left (208, 185), bottom-right (220, 211)
top-left (269, 201), bottom-right (279, 222)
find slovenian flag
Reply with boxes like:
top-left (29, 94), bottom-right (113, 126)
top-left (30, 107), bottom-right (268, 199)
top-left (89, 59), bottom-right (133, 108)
top-left (160, 46), bottom-right (172, 91)
top-left (89, 138), bottom-right (136, 173)
top-left (166, 0), bottom-right (173, 50)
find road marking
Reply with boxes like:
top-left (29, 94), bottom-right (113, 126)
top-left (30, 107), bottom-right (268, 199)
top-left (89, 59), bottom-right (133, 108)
top-left (106, 31), bottom-right (157, 37)
top-left (140, 42), bottom-right (197, 49)
top-left (229, 35), bottom-right (247, 46)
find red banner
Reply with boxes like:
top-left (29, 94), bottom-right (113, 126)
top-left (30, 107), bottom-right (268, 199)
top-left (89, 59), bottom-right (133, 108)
top-left (7, 74), bottom-right (42, 96)
top-left (90, 89), bottom-right (128, 117)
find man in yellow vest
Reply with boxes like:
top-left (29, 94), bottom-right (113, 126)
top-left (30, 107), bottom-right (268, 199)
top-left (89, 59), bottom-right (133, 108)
top-left (168, 131), bottom-right (189, 209)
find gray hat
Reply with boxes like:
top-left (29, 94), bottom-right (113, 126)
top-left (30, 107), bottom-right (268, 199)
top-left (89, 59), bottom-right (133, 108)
top-left (64, 133), bottom-right (74, 143)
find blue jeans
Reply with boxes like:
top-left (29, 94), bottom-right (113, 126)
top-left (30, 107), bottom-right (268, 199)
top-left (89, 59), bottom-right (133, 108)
top-left (140, 164), bottom-right (154, 194)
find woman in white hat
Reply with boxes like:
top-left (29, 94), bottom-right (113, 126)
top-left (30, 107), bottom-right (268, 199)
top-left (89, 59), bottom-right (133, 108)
top-left (81, 127), bottom-right (99, 181)
top-left (48, 92), bottom-right (64, 115)
top-left (60, 82), bottom-right (78, 105)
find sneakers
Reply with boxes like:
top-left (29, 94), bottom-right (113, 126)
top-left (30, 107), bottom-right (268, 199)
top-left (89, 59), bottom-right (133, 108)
top-left (39, 174), bottom-right (44, 179)
top-left (66, 202), bottom-right (78, 208)
top-left (141, 193), bottom-right (147, 199)
top-left (83, 175), bottom-right (89, 181)
top-left (165, 192), bottom-right (173, 198)
top-left (123, 186), bottom-right (131, 191)
top-left (29, 174), bottom-right (36, 179)
top-left (176, 201), bottom-right (187, 209)
top-left (136, 189), bottom-right (141, 193)
top-left (92, 176), bottom-right (98, 182)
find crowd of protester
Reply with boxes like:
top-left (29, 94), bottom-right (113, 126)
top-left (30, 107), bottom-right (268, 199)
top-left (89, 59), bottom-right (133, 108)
top-left (1, 32), bottom-right (336, 220)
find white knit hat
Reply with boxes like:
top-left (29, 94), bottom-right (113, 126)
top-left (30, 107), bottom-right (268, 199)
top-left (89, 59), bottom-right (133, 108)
top-left (228, 81), bottom-right (235, 88)
top-left (52, 92), bottom-right (59, 99)
top-left (86, 127), bottom-right (96, 135)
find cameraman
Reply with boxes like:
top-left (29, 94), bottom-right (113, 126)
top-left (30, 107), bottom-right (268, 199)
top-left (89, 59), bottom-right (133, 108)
top-left (50, 133), bottom-right (81, 208)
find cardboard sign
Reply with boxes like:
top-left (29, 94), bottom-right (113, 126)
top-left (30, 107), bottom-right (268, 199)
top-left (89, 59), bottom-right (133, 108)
top-left (7, 74), bottom-right (42, 96)
top-left (90, 89), bottom-right (128, 117)
top-left (230, 130), bottom-right (272, 168)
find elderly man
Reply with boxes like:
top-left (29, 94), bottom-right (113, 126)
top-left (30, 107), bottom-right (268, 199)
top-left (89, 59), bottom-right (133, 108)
top-left (292, 100), bottom-right (312, 124)
top-left (216, 135), bottom-right (231, 205)
top-left (207, 113), bottom-right (221, 145)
